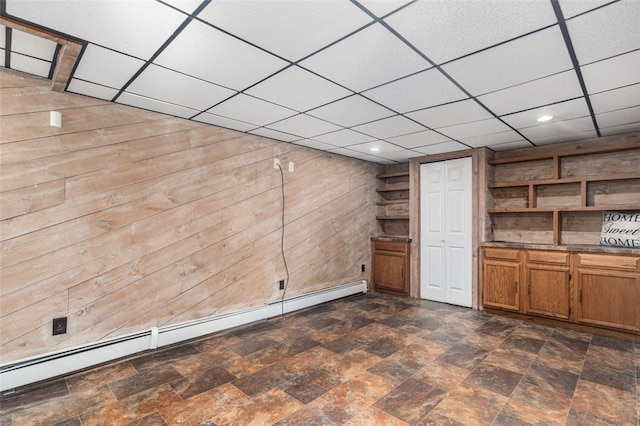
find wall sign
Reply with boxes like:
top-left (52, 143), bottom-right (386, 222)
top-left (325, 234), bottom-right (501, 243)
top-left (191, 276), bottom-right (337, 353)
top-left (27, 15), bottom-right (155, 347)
top-left (599, 211), bottom-right (640, 248)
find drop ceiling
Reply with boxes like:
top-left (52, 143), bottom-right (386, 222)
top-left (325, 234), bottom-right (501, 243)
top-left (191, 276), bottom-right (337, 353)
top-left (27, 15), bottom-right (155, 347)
top-left (1, 0), bottom-right (639, 164)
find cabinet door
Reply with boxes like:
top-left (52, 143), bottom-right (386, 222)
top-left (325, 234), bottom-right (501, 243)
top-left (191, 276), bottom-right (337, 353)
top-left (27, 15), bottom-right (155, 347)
top-left (373, 251), bottom-right (408, 294)
top-left (575, 268), bottom-right (640, 332)
top-left (372, 241), bottom-right (409, 295)
top-left (482, 260), bottom-right (520, 311)
top-left (525, 264), bottom-right (570, 320)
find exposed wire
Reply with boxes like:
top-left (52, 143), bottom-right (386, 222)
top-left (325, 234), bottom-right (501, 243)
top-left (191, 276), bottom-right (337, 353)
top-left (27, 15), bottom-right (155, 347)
top-left (276, 163), bottom-right (290, 318)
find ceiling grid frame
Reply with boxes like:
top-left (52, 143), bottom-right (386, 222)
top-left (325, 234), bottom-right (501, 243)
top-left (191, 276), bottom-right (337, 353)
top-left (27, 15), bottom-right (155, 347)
top-left (1, 0), bottom-right (638, 163)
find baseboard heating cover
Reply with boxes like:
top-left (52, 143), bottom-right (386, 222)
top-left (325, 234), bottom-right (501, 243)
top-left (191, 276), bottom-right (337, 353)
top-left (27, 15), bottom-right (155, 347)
top-left (0, 281), bottom-right (366, 392)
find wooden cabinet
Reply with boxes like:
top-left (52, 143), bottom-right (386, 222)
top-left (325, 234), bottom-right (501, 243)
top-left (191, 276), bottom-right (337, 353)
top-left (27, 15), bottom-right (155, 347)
top-left (372, 239), bottom-right (410, 295)
top-left (482, 246), bottom-right (640, 335)
top-left (575, 253), bottom-right (640, 332)
top-left (376, 165), bottom-right (409, 238)
top-left (524, 250), bottom-right (571, 320)
top-left (482, 248), bottom-right (520, 311)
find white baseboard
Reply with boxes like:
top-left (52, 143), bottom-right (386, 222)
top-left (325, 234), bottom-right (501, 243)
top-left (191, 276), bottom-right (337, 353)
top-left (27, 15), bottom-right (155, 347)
top-left (0, 281), bottom-right (366, 392)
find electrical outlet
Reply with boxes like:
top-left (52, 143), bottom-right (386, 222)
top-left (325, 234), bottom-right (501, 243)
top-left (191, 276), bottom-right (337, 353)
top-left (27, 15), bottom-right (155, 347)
top-left (361, 264), bottom-right (365, 272)
top-left (279, 279), bottom-right (285, 290)
top-left (288, 162), bottom-right (294, 172)
top-left (274, 158), bottom-right (280, 169)
top-left (53, 317), bottom-right (67, 335)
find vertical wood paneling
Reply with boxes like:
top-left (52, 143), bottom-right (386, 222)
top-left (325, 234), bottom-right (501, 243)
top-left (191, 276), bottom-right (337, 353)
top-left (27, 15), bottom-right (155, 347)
top-left (0, 70), bottom-right (379, 361)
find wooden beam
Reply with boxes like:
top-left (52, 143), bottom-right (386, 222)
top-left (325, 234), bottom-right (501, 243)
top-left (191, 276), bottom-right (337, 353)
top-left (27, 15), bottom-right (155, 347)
top-left (51, 40), bottom-right (83, 92)
top-left (0, 16), bottom-right (83, 92)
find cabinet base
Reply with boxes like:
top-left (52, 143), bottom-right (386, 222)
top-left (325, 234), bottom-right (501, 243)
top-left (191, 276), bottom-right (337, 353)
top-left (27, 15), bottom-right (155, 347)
top-left (483, 308), bottom-right (640, 342)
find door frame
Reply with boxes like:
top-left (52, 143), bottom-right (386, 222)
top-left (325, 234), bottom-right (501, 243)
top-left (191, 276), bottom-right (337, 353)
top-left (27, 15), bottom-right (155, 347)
top-left (409, 148), bottom-right (491, 310)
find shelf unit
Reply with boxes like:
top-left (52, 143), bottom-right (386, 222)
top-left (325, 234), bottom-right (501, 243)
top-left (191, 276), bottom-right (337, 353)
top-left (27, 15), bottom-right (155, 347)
top-left (376, 165), bottom-right (410, 238)
top-left (487, 142), bottom-right (640, 246)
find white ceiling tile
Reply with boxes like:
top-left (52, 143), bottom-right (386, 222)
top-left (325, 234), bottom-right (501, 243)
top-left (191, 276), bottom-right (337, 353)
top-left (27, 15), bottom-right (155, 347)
top-left (438, 118), bottom-right (511, 140)
top-left (377, 149), bottom-right (422, 162)
top-left (519, 116), bottom-right (595, 141)
top-left (193, 112), bottom-right (257, 132)
top-left (489, 140), bottom-right (534, 151)
top-left (501, 98), bottom-right (591, 129)
top-left (10, 53), bottom-right (50, 78)
top-left (198, 0), bottom-right (372, 62)
top-left (558, 0), bottom-right (611, 19)
top-left (352, 154), bottom-right (398, 165)
top-left (11, 29), bottom-right (57, 60)
top-left (249, 128), bottom-right (301, 143)
top-left (347, 140), bottom-right (404, 154)
top-left (6, 0), bottom-right (186, 59)
top-left (127, 64), bottom-right (236, 111)
top-left (413, 141), bottom-right (469, 155)
top-left (307, 95), bottom-right (394, 127)
top-left (599, 122), bottom-right (640, 136)
top-left (581, 50), bottom-right (640, 94)
top-left (352, 115), bottom-right (426, 139)
top-left (67, 79), bottom-right (119, 101)
top-left (209, 94), bottom-right (297, 127)
top-left (358, 0), bottom-right (413, 18)
top-left (293, 139), bottom-right (339, 151)
top-left (385, 0), bottom-right (557, 64)
top-left (459, 130), bottom-right (528, 148)
top-left (363, 68), bottom-right (468, 113)
top-left (566, 1), bottom-right (640, 65)
top-left (311, 129), bottom-right (376, 147)
top-left (442, 26), bottom-right (573, 96)
top-left (406, 99), bottom-right (492, 129)
top-left (532, 129), bottom-right (598, 145)
top-left (73, 44), bottom-right (144, 89)
top-left (478, 70), bottom-right (584, 116)
top-left (161, 0), bottom-right (203, 15)
top-left (300, 23), bottom-right (429, 92)
top-left (385, 130), bottom-right (452, 149)
top-left (326, 147), bottom-right (363, 157)
top-left (245, 66), bottom-right (351, 112)
top-left (596, 106), bottom-right (640, 129)
top-left (590, 83), bottom-right (640, 114)
top-left (118, 92), bottom-right (199, 118)
top-left (154, 20), bottom-right (287, 91)
top-left (265, 114), bottom-right (342, 138)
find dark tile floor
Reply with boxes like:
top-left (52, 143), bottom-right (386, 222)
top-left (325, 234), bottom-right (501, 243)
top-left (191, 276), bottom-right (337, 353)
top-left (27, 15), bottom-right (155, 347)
top-left (1, 293), bottom-right (638, 425)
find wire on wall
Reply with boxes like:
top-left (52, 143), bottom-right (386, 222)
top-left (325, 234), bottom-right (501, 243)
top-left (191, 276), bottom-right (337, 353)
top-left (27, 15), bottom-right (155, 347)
top-left (276, 163), bottom-right (290, 318)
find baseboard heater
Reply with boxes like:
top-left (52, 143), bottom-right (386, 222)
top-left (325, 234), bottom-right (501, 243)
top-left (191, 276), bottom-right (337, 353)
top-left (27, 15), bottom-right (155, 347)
top-left (0, 280), bottom-right (367, 392)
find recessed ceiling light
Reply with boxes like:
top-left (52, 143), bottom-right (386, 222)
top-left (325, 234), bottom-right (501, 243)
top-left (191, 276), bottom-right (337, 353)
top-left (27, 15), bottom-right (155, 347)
top-left (537, 115), bottom-right (553, 122)
top-left (370, 147), bottom-right (380, 152)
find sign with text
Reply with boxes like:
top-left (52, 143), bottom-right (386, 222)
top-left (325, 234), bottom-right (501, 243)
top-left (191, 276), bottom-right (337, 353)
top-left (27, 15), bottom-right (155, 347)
top-left (599, 211), bottom-right (640, 248)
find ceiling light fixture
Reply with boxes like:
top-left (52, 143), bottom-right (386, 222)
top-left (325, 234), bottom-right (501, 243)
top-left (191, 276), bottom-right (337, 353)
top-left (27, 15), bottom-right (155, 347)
top-left (537, 115), bottom-right (553, 122)
top-left (370, 147), bottom-right (380, 152)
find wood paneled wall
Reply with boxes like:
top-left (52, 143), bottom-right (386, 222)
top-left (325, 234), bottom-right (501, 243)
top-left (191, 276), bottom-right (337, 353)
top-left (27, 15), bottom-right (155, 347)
top-left (0, 70), bottom-right (381, 362)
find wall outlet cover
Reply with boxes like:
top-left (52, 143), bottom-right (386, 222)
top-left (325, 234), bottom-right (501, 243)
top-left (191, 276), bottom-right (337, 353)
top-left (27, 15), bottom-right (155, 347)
top-left (53, 317), bottom-right (67, 335)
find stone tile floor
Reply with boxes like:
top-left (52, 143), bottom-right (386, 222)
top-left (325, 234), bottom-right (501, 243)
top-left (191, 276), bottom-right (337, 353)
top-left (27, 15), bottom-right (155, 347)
top-left (1, 293), bottom-right (638, 425)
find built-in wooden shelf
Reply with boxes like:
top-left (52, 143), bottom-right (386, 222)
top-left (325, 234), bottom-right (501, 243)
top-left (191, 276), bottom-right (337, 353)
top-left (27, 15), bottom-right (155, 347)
top-left (376, 165), bottom-right (410, 238)
top-left (488, 173), bottom-right (640, 188)
top-left (487, 137), bottom-right (640, 247)
top-left (488, 205), bottom-right (640, 213)
top-left (376, 171), bottom-right (410, 179)
top-left (377, 199), bottom-right (409, 206)
top-left (488, 141), bottom-right (640, 165)
top-left (376, 215), bottom-right (409, 220)
top-left (376, 184), bottom-right (410, 192)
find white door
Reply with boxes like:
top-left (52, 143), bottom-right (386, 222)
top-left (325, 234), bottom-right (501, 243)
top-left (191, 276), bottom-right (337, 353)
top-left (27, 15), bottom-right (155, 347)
top-left (420, 157), bottom-right (472, 307)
